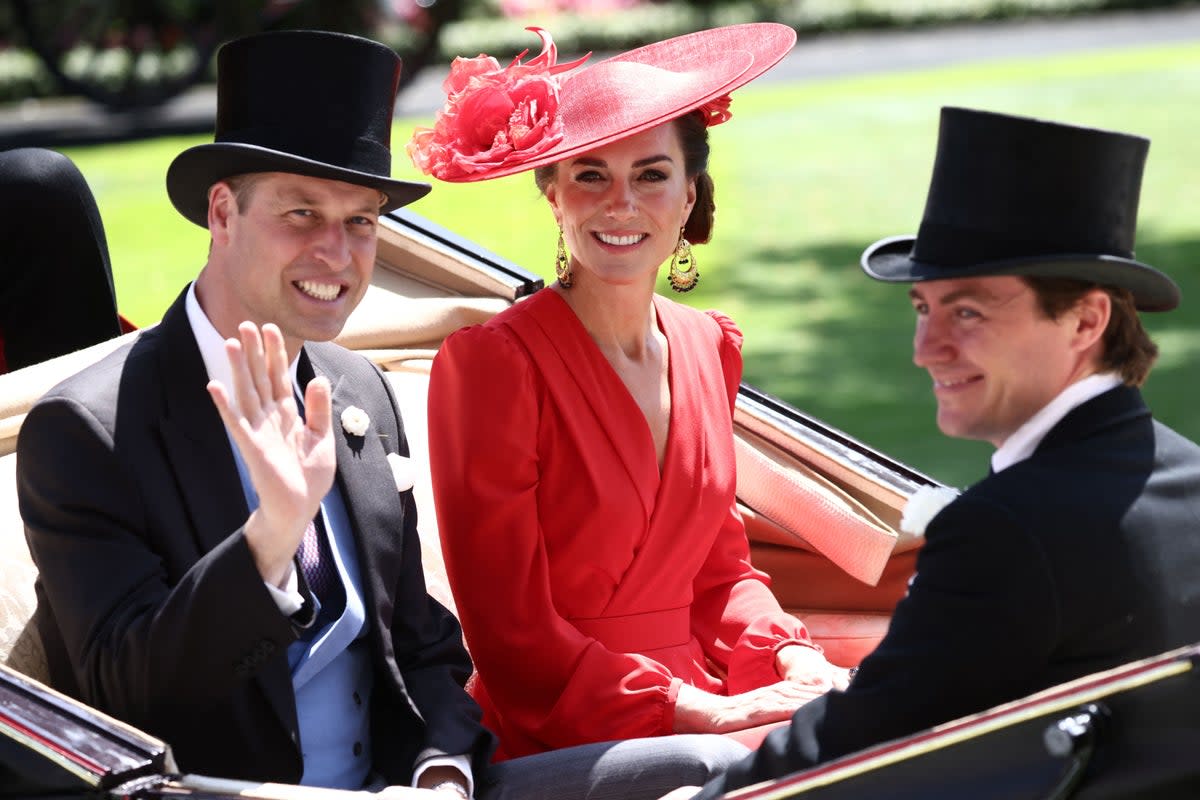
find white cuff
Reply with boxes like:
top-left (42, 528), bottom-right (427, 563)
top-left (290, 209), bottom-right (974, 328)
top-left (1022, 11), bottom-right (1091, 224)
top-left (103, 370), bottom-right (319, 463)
top-left (264, 564), bottom-right (304, 616)
top-left (413, 755), bottom-right (473, 799)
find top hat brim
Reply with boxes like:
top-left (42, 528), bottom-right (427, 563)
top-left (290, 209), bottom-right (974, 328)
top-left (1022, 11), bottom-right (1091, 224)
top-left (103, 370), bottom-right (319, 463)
top-left (168, 143), bottom-right (432, 228)
top-left (430, 23), bottom-right (797, 183)
top-left (862, 234), bottom-right (1181, 312)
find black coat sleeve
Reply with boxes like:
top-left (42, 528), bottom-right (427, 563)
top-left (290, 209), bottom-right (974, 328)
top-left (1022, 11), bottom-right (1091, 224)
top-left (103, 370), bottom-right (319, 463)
top-left (17, 393), bottom-right (298, 736)
top-left (696, 494), bottom-right (1059, 798)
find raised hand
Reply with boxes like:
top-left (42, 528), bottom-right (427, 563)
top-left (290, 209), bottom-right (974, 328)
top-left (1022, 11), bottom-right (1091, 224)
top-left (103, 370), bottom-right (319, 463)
top-left (207, 321), bottom-right (335, 586)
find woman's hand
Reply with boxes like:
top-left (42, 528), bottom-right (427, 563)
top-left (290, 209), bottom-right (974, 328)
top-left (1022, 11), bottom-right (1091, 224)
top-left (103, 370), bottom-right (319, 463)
top-left (776, 644), bottom-right (851, 692)
top-left (673, 681), bottom-right (824, 734)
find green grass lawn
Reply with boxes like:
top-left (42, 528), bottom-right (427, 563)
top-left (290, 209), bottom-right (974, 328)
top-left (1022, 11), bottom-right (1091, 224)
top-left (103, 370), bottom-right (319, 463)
top-left (61, 39), bottom-right (1200, 487)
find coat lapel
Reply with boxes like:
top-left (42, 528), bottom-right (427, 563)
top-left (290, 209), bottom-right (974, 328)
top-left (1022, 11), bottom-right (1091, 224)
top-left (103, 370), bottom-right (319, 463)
top-left (303, 343), bottom-right (426, 722)
top-left (302, 346), bottom-right (406, 623)
top-left (1036, 385), bottom-right (1149, 456)
top-left (153, 292), bottom-right (249, 556)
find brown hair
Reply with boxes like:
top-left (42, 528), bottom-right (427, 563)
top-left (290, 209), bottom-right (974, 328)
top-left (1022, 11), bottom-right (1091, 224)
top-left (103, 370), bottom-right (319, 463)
top-left (222, 173), bottom-right (265, 213)
top-left (533, 111), bottom-right (716, 243)
top-left (1024, 275), bottom-right (1159, 386)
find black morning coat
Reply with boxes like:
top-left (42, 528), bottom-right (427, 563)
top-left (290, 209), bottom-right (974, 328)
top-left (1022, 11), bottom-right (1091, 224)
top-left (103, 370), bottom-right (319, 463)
top-left (697, 383), bottom-right (1200, 798)
top-left (18, 288), bottom-right (494, 785)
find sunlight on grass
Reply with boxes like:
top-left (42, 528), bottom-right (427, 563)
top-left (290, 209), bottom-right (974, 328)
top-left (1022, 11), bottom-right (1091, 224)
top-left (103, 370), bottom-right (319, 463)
top-left (65, 135), bottom-right (210, 323)
top-left (63, 39), bottom-right (1200, 485)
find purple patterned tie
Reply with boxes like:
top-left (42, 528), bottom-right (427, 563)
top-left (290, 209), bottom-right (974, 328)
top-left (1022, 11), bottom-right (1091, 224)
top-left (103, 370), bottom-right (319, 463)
top-left (297, 513), bottom-right (338, 604)
top-left (292, 389), bottom-right (344, 620)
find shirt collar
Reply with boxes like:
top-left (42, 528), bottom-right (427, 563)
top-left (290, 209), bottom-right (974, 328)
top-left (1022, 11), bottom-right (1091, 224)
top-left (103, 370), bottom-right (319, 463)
top-left (184, 281), bottom-right (301, 394)
top-left (991, 372), bottom-right (1123, 473)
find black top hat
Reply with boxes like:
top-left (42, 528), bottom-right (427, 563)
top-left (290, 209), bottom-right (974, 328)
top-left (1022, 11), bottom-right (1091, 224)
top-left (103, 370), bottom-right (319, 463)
top-left (167, 30), bottom-right (431, 228)
top-left (861, 107), bottom-right (1180, 311)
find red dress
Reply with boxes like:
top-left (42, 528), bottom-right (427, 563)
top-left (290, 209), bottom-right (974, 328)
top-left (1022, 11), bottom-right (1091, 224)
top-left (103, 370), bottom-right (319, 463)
top-left (428, 289), bottom-right (813, 760)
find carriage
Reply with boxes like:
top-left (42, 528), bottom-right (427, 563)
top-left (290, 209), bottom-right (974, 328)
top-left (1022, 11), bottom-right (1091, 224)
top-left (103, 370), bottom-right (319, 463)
top-left (1, 209), bottom-right (1195, 798)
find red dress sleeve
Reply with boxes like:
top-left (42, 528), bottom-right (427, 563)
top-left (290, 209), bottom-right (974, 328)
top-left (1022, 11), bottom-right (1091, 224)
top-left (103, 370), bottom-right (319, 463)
top-left (428, 324), bottom-right (680, 758)
top-left (689, 311), bottom-right (820, 694)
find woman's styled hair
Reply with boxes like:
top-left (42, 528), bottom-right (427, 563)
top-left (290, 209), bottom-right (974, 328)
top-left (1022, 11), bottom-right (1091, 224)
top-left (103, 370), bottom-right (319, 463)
top-left (533, 110), bottom-right (715, 243)
top-left (1025, 275), bottom-right (1159, 386)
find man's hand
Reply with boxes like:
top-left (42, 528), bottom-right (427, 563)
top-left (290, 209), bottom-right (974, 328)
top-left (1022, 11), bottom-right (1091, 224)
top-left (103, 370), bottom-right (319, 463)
top-left (207, 321), bottom-right (335, 587)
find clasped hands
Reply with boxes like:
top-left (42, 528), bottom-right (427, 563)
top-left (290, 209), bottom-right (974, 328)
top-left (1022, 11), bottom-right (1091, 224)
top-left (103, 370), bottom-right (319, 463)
top-left (206, 321), bottom-right (336, 588)
top-left (664, 648), bottom-right (847, 800)
top-left (673, 644), bottom-right (847, 736)
top-left (775, 643), bottom-right (852, 693)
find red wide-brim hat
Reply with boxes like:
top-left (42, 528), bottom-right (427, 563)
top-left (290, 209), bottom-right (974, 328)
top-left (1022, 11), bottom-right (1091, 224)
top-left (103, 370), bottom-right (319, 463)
top-left (408, 23), bottom-right (797, 182)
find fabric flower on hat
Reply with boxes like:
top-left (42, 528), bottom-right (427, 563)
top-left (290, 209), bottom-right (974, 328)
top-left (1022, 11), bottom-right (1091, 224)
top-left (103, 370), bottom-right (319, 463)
top-left (899, 485), bottom-right (961, 537)
top-left (408, 27), bottom-right (589, 180)
top-left (341, 405), bottom-right (370, 438)
top-left (697, 94), bottom-right (733, 126)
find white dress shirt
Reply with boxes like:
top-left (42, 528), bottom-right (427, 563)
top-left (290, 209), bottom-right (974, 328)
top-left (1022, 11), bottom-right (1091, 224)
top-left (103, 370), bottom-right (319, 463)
top-left (991, 372), bottom-right (1123, 473)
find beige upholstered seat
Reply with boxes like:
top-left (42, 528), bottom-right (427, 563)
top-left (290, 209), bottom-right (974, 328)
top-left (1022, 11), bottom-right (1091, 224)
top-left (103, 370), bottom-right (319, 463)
top-left (0, 452), bottom-right (48, 682)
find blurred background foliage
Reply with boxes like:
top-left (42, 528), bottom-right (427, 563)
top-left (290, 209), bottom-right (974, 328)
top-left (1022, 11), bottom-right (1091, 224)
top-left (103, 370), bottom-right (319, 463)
top-left (0, 0), bottom-right (449, 106)
top-left (0, 0), bottom-right (1196, 106)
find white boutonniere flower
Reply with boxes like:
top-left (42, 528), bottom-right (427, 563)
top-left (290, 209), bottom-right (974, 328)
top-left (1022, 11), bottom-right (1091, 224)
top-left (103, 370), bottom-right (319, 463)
top-left (900, 485), bottom-right (961, 536)
top-left (340, 405), bottom-right (370, 437)
top-left (387, 452), bottom-right (416, 492)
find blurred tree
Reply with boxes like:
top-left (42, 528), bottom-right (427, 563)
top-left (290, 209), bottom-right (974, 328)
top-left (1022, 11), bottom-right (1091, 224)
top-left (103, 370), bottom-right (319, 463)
top-left (9, 0), bottom-right (461, 111)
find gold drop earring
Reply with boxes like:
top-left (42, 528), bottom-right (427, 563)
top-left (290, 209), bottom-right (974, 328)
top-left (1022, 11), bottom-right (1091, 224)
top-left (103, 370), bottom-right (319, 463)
top-left (555, 227), bottom-right (573, 288)
top-left (668, 227), bottom-right (699, 293)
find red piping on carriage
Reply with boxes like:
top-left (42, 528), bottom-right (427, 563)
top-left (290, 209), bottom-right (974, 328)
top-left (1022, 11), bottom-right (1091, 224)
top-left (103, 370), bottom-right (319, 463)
top-left (0, 708), bottom-right (107, 777)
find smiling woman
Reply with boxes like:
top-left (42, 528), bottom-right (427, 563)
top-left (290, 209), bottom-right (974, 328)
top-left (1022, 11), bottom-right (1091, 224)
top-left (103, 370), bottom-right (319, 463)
top-left (404, 22), bottom-right (870, 763)
top-left (533, 113), bottom-right (709, 293)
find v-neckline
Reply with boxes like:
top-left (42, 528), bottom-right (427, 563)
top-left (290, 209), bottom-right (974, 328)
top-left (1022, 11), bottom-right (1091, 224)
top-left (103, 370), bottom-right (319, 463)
top-left (545, 290), bottom-right (676, 480)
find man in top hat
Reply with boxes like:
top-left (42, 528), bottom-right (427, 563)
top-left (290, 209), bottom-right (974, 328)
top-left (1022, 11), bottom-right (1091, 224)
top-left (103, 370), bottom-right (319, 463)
top-left (16, 29), bottom-right (743, 799)
top-left (681, 107), bottom-right (1200, 798)
top-left (16, 28), bottom-right (484, 794)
